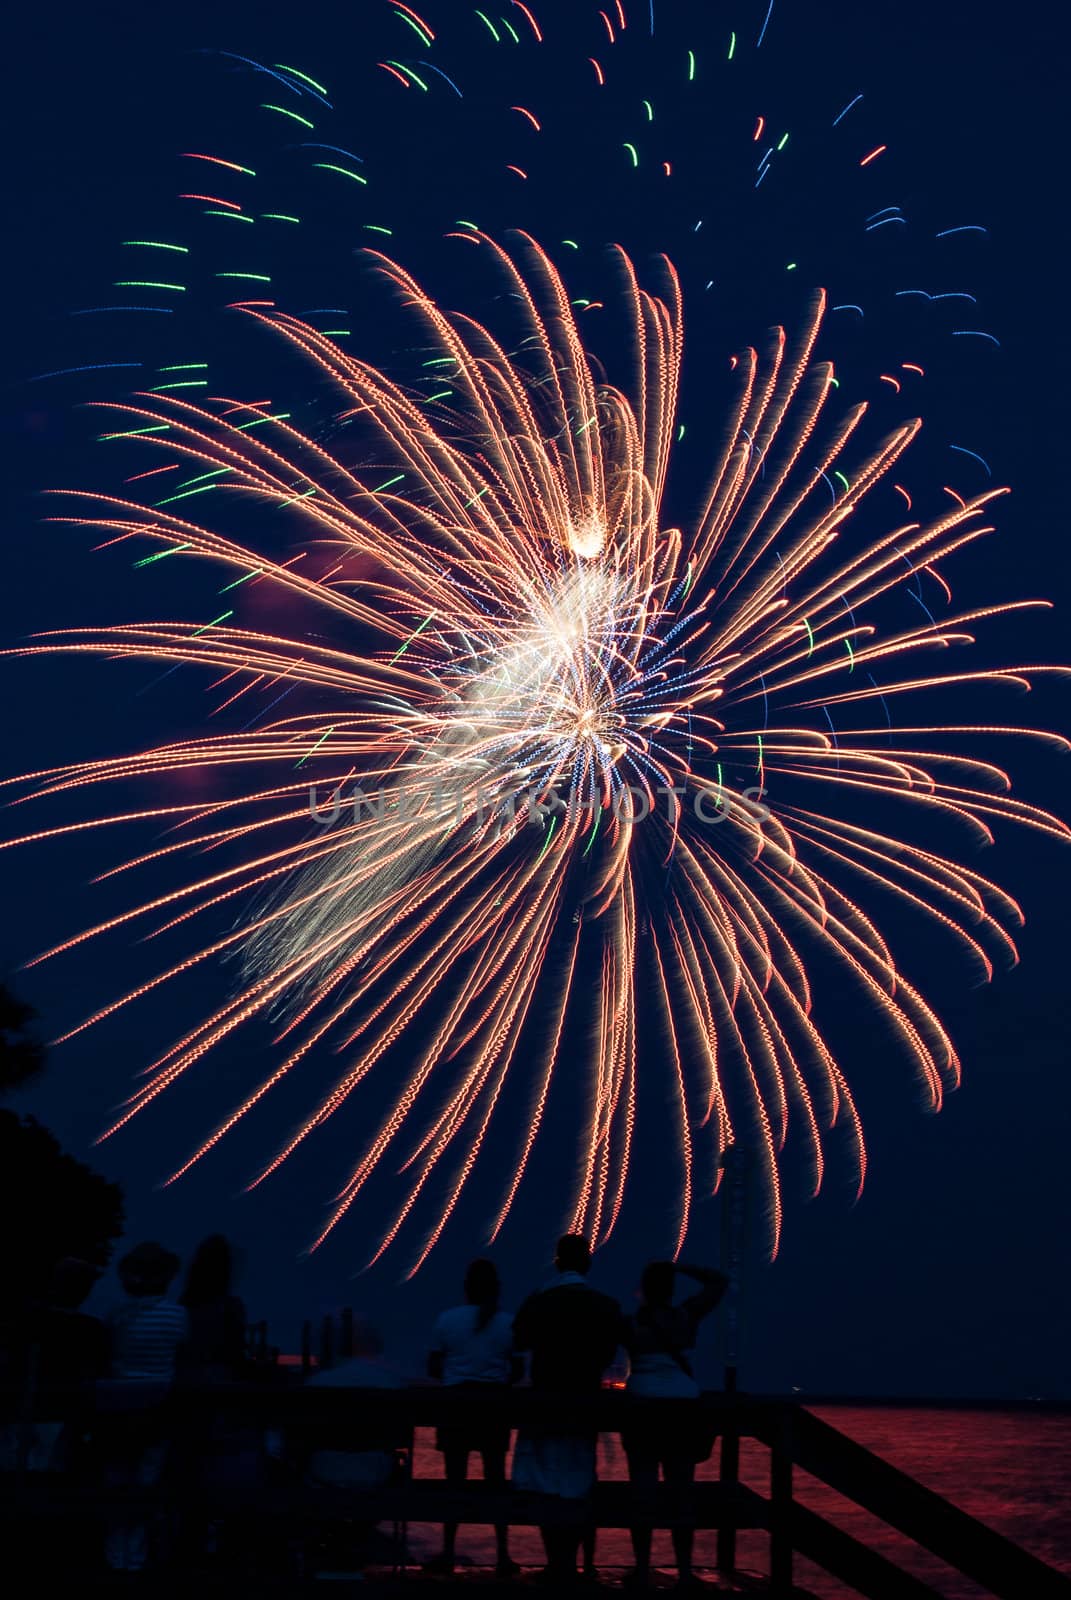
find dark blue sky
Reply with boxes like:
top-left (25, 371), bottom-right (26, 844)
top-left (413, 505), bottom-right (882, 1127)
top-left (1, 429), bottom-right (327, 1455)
top-left (2, 0), bottom-right (1068, 1398)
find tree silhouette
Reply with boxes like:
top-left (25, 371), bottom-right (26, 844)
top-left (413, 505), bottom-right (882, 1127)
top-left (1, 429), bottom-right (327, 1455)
top-left (0, 982), bottom-right (124, 1303)
top-left (0, 1113), bottom-right (125, 1304)
top-left (0, 983), bottom-right (47, 1091)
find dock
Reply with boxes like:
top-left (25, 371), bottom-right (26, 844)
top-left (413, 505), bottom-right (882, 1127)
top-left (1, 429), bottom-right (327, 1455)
top-left (2, 1384), bottom-right (1068, 1595)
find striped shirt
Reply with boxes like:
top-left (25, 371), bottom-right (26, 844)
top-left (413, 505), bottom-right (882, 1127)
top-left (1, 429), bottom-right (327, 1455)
top-left (109, 1296), bottom-right (189, 1381)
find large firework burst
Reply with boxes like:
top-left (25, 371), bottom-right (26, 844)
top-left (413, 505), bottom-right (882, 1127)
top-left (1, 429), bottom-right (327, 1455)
top-left (7, 235), bottom-right (1067, 1268)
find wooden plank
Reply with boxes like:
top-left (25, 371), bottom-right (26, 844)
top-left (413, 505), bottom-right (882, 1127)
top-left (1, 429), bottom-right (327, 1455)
top-left (0, 1382), bottom-right (769, 1438)
top-left (0, 1478), bottom-right (770, 1533)
top-left (789, 1501), bottom-right (947, 1600)
top-left (772, 1407), bottom-right (1071, 1600)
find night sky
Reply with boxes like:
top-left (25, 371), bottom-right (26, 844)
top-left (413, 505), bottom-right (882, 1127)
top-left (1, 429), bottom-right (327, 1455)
top-left (3, 0), bottom-right (1068, 1400)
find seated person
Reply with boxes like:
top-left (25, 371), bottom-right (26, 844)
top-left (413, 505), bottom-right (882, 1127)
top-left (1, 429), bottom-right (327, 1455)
top-left (300, 1318), bottom-right (406, 1578)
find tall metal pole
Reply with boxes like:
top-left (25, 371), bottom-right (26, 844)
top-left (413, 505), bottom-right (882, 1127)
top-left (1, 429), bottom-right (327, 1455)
top-left (319, 1313), bottom-right (335, 1373)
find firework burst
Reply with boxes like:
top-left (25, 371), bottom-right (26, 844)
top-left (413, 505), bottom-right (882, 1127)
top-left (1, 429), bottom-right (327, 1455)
top-left (6, 234), bottom-right (1067, 1269)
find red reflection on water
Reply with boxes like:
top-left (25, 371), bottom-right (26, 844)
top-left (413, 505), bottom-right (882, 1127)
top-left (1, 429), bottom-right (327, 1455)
top-left (400, 1405), bottom-right (1071, 1594)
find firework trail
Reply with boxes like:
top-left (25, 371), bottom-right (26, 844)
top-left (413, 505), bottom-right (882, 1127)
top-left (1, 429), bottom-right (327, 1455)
top-left (8, 3), bottom-right (1065, 1269)
top-left (6, 229), bottom-right (1067, 1269)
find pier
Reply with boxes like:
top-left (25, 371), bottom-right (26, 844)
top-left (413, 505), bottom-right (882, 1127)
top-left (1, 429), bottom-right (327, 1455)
top-left (4, 1381), bottom-right (1068, 1595)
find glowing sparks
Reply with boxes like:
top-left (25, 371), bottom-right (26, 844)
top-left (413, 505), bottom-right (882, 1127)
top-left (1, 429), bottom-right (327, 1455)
top-left (9, 239), bottom-right (1067, 1273)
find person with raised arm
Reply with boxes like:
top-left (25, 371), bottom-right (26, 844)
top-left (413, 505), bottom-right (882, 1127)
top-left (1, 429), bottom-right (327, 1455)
top-left (621, 1261), bottom-right (728, 1589)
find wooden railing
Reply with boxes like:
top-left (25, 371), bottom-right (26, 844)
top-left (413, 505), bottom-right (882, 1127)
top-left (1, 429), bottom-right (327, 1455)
top-left (2, 1384), bottom-right (1068, 1597)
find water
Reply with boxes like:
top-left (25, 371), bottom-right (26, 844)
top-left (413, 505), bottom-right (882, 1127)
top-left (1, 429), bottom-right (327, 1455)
top-left (405, 1405), bottom-right (1071, 1594)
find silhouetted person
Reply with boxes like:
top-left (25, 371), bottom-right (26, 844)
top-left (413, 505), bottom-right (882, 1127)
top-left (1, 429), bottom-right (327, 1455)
top-left (425, 1258), bottom-right (520, 1577)
top-left (178, 1235), bottom-right (258, 1564)
top-left (303, 1317), bottom-right (406, 1579)
top-left (101, 1241), bottom-right (188, 1573)
top-left (108, 1241), bottom-right (187, 1382)
top-left (622, 1261), bottom-right (728, 1587)
top-left (512, 1234), bottom-right (623, 1582)
top-left (180, 1234), bottom-right (246, 1382)
top-left (0, 1258), bottom-right (107, 1473)
top-left (27, 1257), bottom-right (108, 1384)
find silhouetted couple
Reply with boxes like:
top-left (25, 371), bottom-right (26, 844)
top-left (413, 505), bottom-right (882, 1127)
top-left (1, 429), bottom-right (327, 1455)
top-left (101, 1233), bottom-right (246, 1572)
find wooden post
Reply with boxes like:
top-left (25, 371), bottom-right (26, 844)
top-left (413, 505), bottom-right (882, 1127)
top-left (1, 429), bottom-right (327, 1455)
top-left (341, 1306), bottom-right (355, 1359)
top-left (716, 1143), bottom-right (748, 1577)
top-left (301, 1319), bottom-right (312, 1377)
top-left (319, 1313), bottom-right (334, 1372)
top-left (769, 1406), bottom-right (794, 1595)
top-left (716, 1368), bottom-right (741, 1575)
